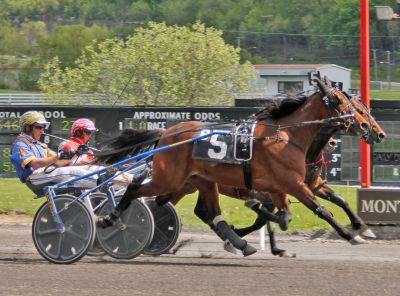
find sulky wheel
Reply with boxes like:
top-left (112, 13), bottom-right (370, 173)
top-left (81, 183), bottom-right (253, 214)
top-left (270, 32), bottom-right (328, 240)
top-left (143, 197), bottom-right (181, 256)
top-left (86, 192), bottom-right (107, 256)
top-left (32, 194), bottom-right (95, 264)
top-left (96, 196), bottom-right (154, 259)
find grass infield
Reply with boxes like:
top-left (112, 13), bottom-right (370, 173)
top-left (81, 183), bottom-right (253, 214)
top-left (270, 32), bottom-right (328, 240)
top-left (0, 178), bottom-right (357, 231)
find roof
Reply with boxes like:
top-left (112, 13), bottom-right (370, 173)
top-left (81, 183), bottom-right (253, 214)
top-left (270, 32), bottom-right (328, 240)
top-left (254, 64), bottom-right (329, 69)
top-left (254, 64), bottom-right (351, 72)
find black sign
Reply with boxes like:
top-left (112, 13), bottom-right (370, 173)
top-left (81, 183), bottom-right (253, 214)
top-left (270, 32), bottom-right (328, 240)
top-left (358, 188), bottom-right (400, 223)
top-left (0, 106), bottom-right (256, 177)
top-left (373, 152), bottom-right (400, 165)
top-left (308, 71), bottom-right (321, 86)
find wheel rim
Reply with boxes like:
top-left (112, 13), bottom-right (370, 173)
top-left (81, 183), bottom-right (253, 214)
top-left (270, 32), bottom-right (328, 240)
top-left (32, 195), bottom-right (95, 264)
top-left (96, 198), bottom-right (154, 259)
top-left (143, 198), bottom-right (181, 256)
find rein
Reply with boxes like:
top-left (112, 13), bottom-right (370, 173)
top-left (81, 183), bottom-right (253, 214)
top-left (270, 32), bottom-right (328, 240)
top-left (256, 113), bottom-right (353, 131)
top-left (96, 113), bottom-right (353, 158)
top-left (94, 121), bottom-right (237, 157)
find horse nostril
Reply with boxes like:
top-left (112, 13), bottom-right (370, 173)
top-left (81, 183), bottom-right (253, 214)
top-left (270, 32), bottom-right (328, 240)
top-left (360, 122), bottom-right (369, 130)
top-left (378, 132), bottom-right (386, 139)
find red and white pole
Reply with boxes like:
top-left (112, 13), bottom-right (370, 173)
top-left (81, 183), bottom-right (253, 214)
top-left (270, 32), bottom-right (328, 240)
top-left (360, 0), bottom-right (371, 188)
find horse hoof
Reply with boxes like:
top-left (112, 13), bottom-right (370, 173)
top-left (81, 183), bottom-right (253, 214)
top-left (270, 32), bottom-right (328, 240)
top-left (241, 244), bottom-right (257, 257)
top-left (278, 211), bottom-right (292, 231)
top-left (360, 227), bottom-right (376, 239)
top-left (350, 235), bottom-right (367, 245)
top-left (223, 241), bottom-right (237, 254)
top-left (279, 250), bottom-right (296, 258)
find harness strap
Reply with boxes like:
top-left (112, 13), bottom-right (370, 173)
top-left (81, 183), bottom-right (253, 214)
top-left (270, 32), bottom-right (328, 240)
top-left (242, 161), bottom-right (253, 190)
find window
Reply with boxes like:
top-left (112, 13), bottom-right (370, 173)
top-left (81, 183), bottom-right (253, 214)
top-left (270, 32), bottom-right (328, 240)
top-left (340, 135), bottom-right (360, 181)
top-left (372, 121), bottom-right (400, 183)
top-left (340, 121), bottom-right (400, 183)
top-left (278, 81), bottom-right (303, 94)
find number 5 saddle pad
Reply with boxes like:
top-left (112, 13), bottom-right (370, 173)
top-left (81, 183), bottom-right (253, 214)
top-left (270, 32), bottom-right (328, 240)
top-left (192, 123), bottom-right (255, 164)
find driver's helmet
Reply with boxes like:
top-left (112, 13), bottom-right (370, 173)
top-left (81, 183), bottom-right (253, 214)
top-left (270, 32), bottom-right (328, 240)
top-left (71, 118), bottom-right (98, 136)
top-left (19, 111), bottom-right (49, 131)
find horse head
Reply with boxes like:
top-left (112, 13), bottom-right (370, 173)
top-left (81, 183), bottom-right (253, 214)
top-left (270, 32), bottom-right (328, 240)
top-left (314, 77), bottom-right (371, 138)
top-left (348, 96), bottom-right (386, 144)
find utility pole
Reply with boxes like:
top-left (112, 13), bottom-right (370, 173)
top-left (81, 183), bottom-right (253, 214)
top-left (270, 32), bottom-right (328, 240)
top-left (372, 49), bottom-right (378, 81)
top-left (386, 50), bottom-right (391, 89)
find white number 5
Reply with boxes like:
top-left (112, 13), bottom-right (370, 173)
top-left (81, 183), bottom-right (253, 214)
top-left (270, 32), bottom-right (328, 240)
top-left (208, 135), bottom-right (227, 159)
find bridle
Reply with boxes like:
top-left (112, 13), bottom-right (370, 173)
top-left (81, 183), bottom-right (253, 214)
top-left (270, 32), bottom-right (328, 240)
top-left (321, 88), bottom-right (357, 131)
top-left (349, 96), bottom-right (374, 140)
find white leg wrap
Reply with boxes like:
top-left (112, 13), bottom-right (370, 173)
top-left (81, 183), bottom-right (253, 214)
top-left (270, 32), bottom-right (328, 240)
top-left (213, 215), bottom-right (224, 225)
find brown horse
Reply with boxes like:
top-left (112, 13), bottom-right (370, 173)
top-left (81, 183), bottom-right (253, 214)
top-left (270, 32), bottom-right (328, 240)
top-left (96, 79), bottom-right (371, 256)
top-left (158, 95), bottom-right (385, 256)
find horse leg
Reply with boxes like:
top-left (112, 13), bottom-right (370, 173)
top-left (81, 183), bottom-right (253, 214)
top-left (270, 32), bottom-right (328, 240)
top-left (290, 183), bottom-right (366, 245)
top-left (97, 182), bottom-right (143, 227)
top-left (268, 192), bottom-right (292, 231)
top-left (266, 221), bottom-right (295, 257)
top-left (219, 187), bottom-right (286, 231)
top-left (316, 185), bottom-right (376, 239)
top-left (251, 197), bottom-right (294, 257)
top-left (191, 178), bottom-right (257, 256)
top-left (217, 187), bottom-right (292, 256)
top-left (190, 192), bottom-right (239, 254)
top-left (262, 198), bottom-right (294, 257)
top-left (242, 199), bottom-right (292, 230)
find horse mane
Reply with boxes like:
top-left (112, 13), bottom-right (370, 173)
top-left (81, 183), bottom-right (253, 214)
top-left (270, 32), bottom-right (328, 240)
top-left (94, 128), bottom-right (162, 164)
top-left (254, 93), bottom-right (311, 120)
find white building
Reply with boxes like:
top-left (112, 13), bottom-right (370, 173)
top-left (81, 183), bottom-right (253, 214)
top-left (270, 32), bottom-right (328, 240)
top-left (242, 64), bottom-right (352, 99)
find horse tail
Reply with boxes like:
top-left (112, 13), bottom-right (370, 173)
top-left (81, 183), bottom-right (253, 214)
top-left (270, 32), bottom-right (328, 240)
top-left (94, 128), bottom-right (162, 164)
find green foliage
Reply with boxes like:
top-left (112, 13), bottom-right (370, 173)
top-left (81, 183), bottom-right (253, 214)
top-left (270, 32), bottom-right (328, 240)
top-left (37, 24), bottom-right (110, 68)
top-left (39, 22), bottom-right (256, 106)
top-left (0, 0), bottom-right (60, 17)
top-left (0, 19), bottom-right (23, 55)
top-left (2, 0), bottom-right (400, 90)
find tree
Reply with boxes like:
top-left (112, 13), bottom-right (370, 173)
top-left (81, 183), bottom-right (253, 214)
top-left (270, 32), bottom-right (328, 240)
top-left (37, 24), bottom-right (110, 67)
top-left (39, 22), bottom-right (255, 106)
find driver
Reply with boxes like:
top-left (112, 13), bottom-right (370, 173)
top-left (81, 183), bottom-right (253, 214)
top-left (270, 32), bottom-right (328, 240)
top-left (58, 118), bottom-right (98, 166)
top-left (10, 111), bottom-right (146, 195)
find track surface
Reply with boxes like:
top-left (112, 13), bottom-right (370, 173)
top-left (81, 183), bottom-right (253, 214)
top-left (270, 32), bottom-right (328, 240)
top-left (0, 221), bottom-right (399, 296)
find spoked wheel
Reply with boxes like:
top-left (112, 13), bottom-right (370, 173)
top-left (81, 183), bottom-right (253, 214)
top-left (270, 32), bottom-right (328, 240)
top-left (143, 197), bottom-right (181, 256)
top-left (86, 192), bottom-right (107, 257)
top-left (96, 196), bottom-right (154, 259)
top-left (32, 195), bottom-right (95, 264)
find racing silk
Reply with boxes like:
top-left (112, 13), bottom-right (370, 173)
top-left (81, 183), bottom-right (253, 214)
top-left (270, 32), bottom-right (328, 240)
top-left (59, 137), bottom-right (94, 165)
top-left (10, 133), bottom-right (55, 182)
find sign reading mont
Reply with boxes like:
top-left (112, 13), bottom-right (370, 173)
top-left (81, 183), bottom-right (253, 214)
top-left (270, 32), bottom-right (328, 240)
top-left (357, 188), bottom-right (400, 223)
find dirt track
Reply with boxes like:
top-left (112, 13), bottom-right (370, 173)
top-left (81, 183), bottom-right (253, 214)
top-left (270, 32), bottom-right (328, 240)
top-left (0, 219), bottom-right (399, 296)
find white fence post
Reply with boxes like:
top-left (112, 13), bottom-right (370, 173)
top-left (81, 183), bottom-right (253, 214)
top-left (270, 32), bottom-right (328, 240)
top-left (259, 226), bottom-right (265, 251)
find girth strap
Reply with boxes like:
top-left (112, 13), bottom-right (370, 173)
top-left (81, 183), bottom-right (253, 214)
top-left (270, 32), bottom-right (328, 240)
top-left (242, 161), bottom-right (252, 190)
